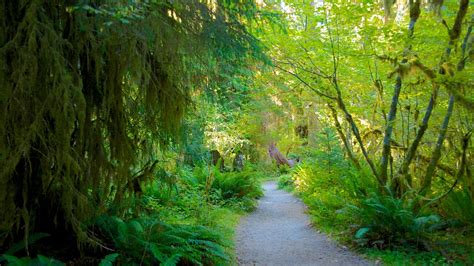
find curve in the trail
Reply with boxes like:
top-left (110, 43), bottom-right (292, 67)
top-left (236, 181), bottom-right (370, 266)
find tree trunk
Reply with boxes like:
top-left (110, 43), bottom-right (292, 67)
top-left (380, 75), bottom-right (402, 182)
top-left (233, 151), bottom-right (245, 172)
top-left (211, 150), bottom-right (225, 172)
top-left (328, 104), bottom-right (361, 169)
top-left (334, 88), bottom-right (381, 184)
top-left (420, 94), bottom-right (455, 195)
top-left (398, 90), bottom-right (437, 178)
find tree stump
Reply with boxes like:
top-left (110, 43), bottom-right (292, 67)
top-left (268, 142), bottom-right (290, 167)
top-left (210, 150), bottom-right (225, 172)
top-left (233, 151), bottom-right (245, 171)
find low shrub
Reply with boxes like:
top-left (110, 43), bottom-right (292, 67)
top-left (211, 169), bottom-right (263, 211)
top-left (440, 188), bottom-right (474, 227)
top-left (212, 171), bottom-right (263, 200)
top-left (348, 192), bottom-right (442, 249)
top-left (187, 164), bottom-right (263, 211)
top-left (290, 144), bottom-right (376, 230)
top-left (93, 215), bottom-right (229, 265)
top-left (92, 162), bottom-right (265, 265)
top-left (290, 136), bottom-right (444, 250)
top-left (0, 254), bottom-right (64, 266)
top-left (277, 174), bottom-right (293, 189)
top-left (279, 129), bottom-right (471, 263)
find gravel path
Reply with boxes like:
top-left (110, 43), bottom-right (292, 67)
top-left (236, 181), bottom-right (370, 266)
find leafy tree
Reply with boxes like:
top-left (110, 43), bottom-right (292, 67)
top-left (0, 0), bottom-right (267, 251)
top-left (262, 0), bottom-right (473, 197)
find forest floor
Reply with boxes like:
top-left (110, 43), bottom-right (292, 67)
top-left (235, 181), bottom-right (370, 266)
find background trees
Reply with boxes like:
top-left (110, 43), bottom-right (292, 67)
top-left (263, 0), bottom-right (473, 198)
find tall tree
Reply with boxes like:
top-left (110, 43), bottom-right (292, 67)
top-left (0, 0), bottom-right (266, 249)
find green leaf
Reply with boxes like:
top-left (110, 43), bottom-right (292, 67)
top-left (36, 255), bottom-right (65, 266)
top-left (149, 243), bottom-right (167, 262)
top-left (355, 227), bottom-right (371, 239)
top-left (99, 253), bottom-right (120, 266)
top-left (162, 253), bottom-right (182, 266)
top-left (128, 220), bottom-right (144, 237)
top-left (1, 254), bottom-right (29, 265)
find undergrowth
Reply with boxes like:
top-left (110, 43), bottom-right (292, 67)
top-left (1, 163), bottom-right (264, 265)
top-left (278, 136), bottom-right (474, 265)
top-left (93, 216), bottom-right (229, 265)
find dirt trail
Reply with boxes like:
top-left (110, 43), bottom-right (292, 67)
top-left (236, 181), bottom-right (370, 266)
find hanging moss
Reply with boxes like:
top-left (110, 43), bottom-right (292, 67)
top-left (0, 0), bottom-right (265, 251)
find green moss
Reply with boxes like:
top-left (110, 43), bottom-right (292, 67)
top-left (0, 0), bottom-right (266, 251)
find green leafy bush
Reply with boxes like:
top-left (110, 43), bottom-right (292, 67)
top-left (213, 171), bottom-right (263, 200)
top-left (0, 233), bottom-right (63, 266)
top-left (348, 192), bottom-right (441, 249)
top-left (99, 253), bottom-right (119, 266)
top-left (0, 254), bottom-right (64, 266)
top-left (211, 170), bottom-right (263, 211)
top-left (90, 162), bottom-right (264, 265)
top-left (93, 215), bottom-right (229, 265)
top-left (290, 144), bottom-right (375, 229)
top-left (188, 164), bottom-right (263, 211)
top-left (291, 139), bottom-right (443, 251)
top-left (277, 174), bottom-right (293, 189)
top-left (441, 188), bottom-right (474, 227)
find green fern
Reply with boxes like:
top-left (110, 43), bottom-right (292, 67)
top-left (98, 253), bottom-right (119, 266)
top-left (442, 188), bottom-right (474, 226)
top-left (0, 254), bottom-right (64, 266)
top-left (93, 215), bottom-right (229, 265)
top-left (349, 192), bottom-right (441, 248)
top-left (212, 170), bottom-right (263, 200)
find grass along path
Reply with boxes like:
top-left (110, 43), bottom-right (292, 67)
top-left (236, 181), bottom-right (369, 266)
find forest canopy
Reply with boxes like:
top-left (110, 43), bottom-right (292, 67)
top-left (261, 0), bottom-right (473, 194)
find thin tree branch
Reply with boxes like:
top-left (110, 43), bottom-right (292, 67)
top-left (273, 64), bottom-right (336, 100)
